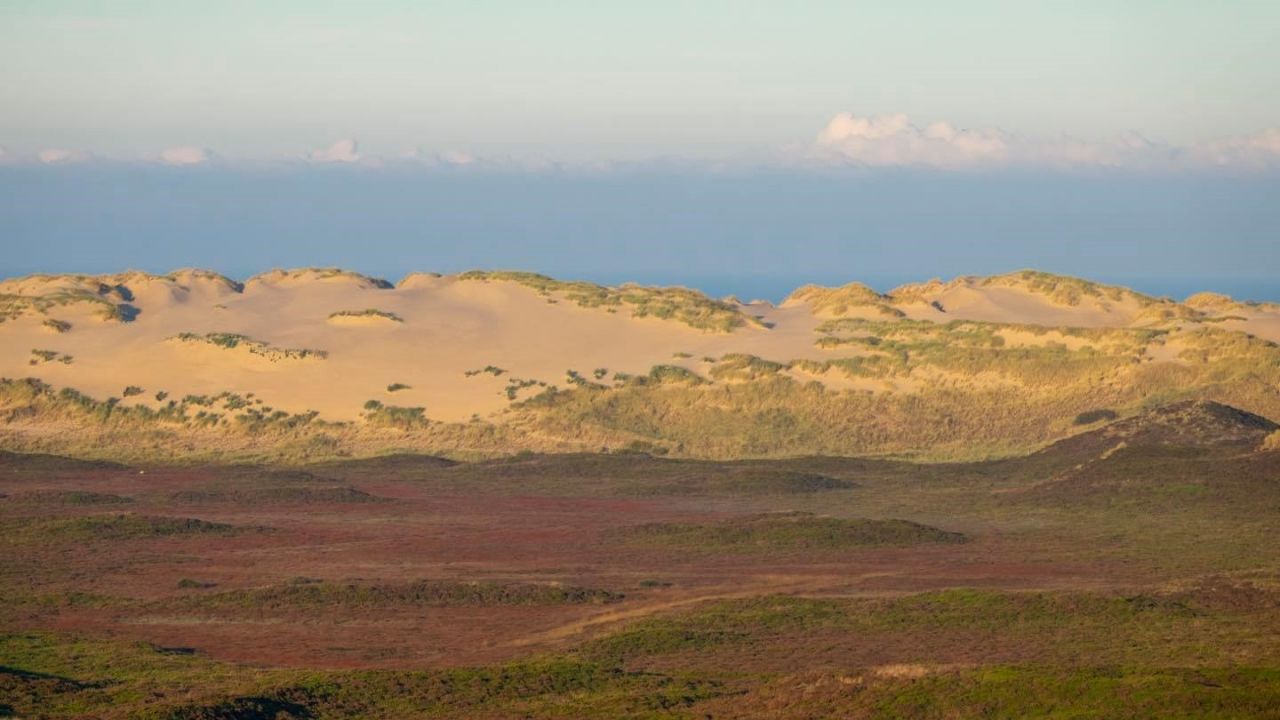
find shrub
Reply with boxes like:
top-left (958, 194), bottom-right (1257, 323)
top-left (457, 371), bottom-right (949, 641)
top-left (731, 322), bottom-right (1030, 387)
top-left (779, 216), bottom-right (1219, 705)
top-left (1074, 409), bottom-right (1119, 425)
top-left (177, 578), bottom-right (217, 589)
top-left (173, 332), bottom-right (328, 361)
top-left (329, 308), bottom-right (404, 322)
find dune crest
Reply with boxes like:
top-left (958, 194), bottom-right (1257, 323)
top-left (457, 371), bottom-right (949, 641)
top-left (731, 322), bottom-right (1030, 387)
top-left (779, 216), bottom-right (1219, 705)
top-left (1, 267), bottom-right (1279, 462)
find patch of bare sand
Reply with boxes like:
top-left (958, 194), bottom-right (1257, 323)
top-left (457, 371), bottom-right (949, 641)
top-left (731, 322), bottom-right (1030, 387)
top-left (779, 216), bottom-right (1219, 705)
top-left (2, 270), bottom-right (1273, 424)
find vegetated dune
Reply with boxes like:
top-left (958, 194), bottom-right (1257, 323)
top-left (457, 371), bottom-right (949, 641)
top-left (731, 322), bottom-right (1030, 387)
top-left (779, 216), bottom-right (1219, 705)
top-left (1, 267), bottom-right (1279, 462)
top-left (996, 400), bottom-right (1280, 506)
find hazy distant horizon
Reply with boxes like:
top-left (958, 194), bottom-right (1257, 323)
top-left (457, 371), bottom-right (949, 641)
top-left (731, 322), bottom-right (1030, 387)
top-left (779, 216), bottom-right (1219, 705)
top-left (4, 164), bottom-right (1277, 304)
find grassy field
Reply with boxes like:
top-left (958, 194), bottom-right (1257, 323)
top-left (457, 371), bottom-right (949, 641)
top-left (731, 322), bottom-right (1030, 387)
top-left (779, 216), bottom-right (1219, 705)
top-left (1, 401), bottom-right (1278, 717)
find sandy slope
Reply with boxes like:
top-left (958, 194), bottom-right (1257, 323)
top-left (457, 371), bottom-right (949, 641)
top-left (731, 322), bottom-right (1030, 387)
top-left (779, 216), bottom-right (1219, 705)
top-left (1, 269), bottom-right (1275, 422)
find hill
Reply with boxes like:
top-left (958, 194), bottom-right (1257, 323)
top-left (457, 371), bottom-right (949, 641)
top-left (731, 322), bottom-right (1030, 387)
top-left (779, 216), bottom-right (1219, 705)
top-left (1005, 400), bottom-right (1280, 507)
top-left (1, 268), bottom-right (1279, 462)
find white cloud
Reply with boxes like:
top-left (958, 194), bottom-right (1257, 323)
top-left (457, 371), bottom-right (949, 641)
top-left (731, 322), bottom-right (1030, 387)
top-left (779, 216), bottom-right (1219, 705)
top-left (814, 112), bottom-right (1009, 168)
top-left (160, 146), bottom-right (214, 166)
top-left (1186, 128), bottom-right (1280, 170)
top-left (37, 148), bottom-right (90, 165)
top-left (810, 112), bottom-right (1280, 172)
top-left (437, 149), bottom-right (476, 166)
top-left (308, 139), bottom-right (360, 163)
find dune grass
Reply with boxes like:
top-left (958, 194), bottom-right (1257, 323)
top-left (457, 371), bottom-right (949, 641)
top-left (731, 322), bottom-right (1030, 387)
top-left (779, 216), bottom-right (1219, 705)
top-left (329, 308), bottom-right (403, 323)
top-left (172, 332), bottom-right (329, 361)
top-left (458, 270), bottom-right (757, 333)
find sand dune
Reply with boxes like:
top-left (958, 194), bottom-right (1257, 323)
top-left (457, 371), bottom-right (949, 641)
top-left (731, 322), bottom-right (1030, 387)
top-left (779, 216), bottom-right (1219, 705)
top-left (1, 268), bottom-right (1276, 424)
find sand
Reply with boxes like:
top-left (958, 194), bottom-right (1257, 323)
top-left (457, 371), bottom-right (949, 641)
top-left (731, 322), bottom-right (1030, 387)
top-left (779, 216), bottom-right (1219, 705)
top-left (0, 269), bottom-right (1271, 423)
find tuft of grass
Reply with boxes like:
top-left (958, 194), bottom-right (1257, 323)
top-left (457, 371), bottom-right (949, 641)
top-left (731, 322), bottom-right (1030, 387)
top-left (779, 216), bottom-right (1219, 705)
top-left (1075, 408), bottom-right (1119, 425)
top-left (41, 318), bottom-right (71, 333)
top-left (172, 332), bottom-right (328, 361)
top-left (464, 365), bottom-right (507, 377)
top-left (458, 270), bottom-right (758, 333)
top-left (362, 400), bottom-right (429, 428)
top-left (328, 308), bottom-right (403, 322)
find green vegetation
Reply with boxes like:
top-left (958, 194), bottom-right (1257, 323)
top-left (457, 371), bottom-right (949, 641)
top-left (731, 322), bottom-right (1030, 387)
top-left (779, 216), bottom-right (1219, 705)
top-left (0, 514), bottom-right (242, 545)
top-left (177, 578), bottom-right (217, 589)
top-left (253, 267), bottom-right (393, 288)
top-left (386, 383), bottom-right (411, 392)
top-left (6, 490), bottom-right (133, 506)
top-left (41, 318), bottom-right (71, 333)
top-left (509, 322), bottom-right (1280, 460)
top-left (625, 468), bottom-right (855, 496)
top-left (504, 376), bottom-right (548, 400)
top-left (644, 365), bottom-right (707, 386)
top-left (605, 512), bottom-right (964, 551)
top-left (28, 348), bottom-right (72, 365)
top-left (458, 270), bottom-right (758, 332)
top-left (708, 354), bottom-right (785, 382)
top-left (1075, 408), bottom-right (1119, 425)
top-left (122, 385), bottom-right (145, 397)
top-left (362, 399), bottom-right (428, 428)
top-left (787, 281), bottom-right (904, 317)
top-left (172, 332), bottom-right (329, 361)
top-left (170, 486), bottom-right (382, 504)
top-left (161, 580), bottom-right (623, 613)
top-left (0, 632), bottom-right (727, 719)
top-left (464, 365), bottom-right (506, 377)
top-left (0, 283), bottom-right (136, 325)
top-left (329, 308), bottom-right (404, 322)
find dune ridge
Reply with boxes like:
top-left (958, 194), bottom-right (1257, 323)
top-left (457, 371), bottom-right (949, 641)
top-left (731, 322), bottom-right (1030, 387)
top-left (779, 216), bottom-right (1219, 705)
top-left (1, 267), bottom-right (1278, 462)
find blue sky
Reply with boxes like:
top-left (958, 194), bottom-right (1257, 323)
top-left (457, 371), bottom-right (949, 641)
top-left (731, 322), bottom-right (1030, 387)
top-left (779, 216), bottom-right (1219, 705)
top-left (1, 2), bottom-right (1277, 299)
top-left (2, 1), bottom-right (1277, 160)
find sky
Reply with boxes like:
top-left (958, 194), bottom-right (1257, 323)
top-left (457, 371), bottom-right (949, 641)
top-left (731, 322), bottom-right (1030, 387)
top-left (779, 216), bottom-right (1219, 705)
top-left (1, 2), bottom-right (1278, 300)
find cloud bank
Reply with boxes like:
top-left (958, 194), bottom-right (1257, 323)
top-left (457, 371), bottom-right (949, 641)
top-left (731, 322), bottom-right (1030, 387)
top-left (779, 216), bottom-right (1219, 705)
top-left (810, 112), bottom-right (1280, 171)
top-left (2, 119), bottom-right (1278, 173)
top-left (160, 146), bottom-right (215, 166)
top-left (308, 139), bottom-right (360, 164)
top-left (37, 148), bottom-right (91, 165)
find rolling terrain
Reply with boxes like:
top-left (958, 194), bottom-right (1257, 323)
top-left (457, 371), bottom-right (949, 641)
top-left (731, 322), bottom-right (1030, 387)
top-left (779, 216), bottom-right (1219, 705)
top-left (2, 268), bottom-right (1279, 462)
top-left (2, 400), bottom-right (1279, 717)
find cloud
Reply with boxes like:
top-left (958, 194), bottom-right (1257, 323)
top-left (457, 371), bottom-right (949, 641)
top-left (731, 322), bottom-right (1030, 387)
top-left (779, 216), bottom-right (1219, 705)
top-left (37, 148), bottom-right (90, 165)
top-left (437, 149), bottom-right (476, 167)
top-left (308, 139), bottom-right (360, 164)
top-left (815, 112), bottom-right (1010, 168)
top-left (1186, 128), bottom-right (1280, 170)
top-left (160, 146), bottom-right (215, 166)
top-left (810, 112), bottom-right (1279, 172)
top-left (400, 146), bottom-right (562, 172)
top-left (403, 147), bottom-right (478, 167)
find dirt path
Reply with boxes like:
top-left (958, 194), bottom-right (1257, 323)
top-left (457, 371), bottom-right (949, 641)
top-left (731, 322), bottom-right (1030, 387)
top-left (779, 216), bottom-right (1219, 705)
top-left (506, 573), bottom-right (892, 648)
